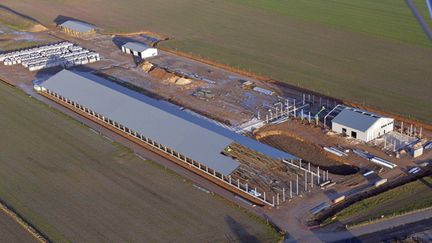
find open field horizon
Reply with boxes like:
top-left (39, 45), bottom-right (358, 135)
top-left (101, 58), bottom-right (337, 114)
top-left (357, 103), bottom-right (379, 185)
top-left (0, 81), bottom-right (279, 242)
top-left (2, 0), bottom-right (431, 123)
top-left (2, 0), bottom-right (432, 123)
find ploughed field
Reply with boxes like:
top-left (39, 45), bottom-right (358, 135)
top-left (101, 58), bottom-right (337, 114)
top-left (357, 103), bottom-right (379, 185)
top-left (2, 0), bottom-right (432, 122)
top-left (0, 210), bottom-right (36, 243)
top-left (0, 81), bottom-right (279, 242)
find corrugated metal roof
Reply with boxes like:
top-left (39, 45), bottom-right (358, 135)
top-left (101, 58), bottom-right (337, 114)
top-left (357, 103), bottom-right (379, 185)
top-left (60, 20), bottom-right (96, 33)
top-left (332, 108), bottom-right (387, 132)
top-left (41, 70), bottom-right (298, 174)
top-left (122, 42), bottom-right (152, 52)
top-left (41, 70), bottom-right (241, 175)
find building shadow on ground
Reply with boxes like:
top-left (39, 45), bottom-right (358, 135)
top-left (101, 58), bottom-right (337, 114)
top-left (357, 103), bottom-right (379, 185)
top-left (0, 4), bottom-right (42, 23)
top-left (225, 215), bottom-right (260, 243)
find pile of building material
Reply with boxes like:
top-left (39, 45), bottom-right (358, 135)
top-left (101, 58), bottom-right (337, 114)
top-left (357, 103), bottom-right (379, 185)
top-left (323, 147), bottom-right (348, 157)
top-left (227, 143), bottom-right (308, 196)
top-left (253, 86), bottom-right (274, 96)
top-left (412, 143), bottom-right (424, 158)
top-left (148, 66), bottom-right (193, 86)
top-left (374, 178), bottom-right (388, 187)
top-left (353, 149), bottom-right (397, 169)
top-left (193, 88), bottom-right (214, 100)
top-left (353, 149), bottom-right (373, 160)
top-left (140, 61), bottom-right (154, 72)
top-left (0, 42), bottom-right (100, 71)
top-left (172, 77), bottom-right (192, 85)
top-left (240, 79), bottom-right (253, 89)
top-left (370, 157), bottom-right (397, 169)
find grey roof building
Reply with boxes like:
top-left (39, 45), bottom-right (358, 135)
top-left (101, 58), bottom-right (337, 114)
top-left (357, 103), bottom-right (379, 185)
top-left (40, 70), bottom-right (239, 175)
top-left (332, 107), bottom-right (394, 142)
top-left (39, 70), bottom-right (297, 175)
top-left (59, 20), bottom-right (96, 35)
top-left (121, 42), bottom-right (158, 59)
top-left (122, 42), bottom-right (151, 52)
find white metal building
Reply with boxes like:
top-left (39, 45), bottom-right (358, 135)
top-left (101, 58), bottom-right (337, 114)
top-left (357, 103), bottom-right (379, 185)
top-left (121, 42), bottom-right (158, 59)
top-left (331, 107), bottom-right (394, 142)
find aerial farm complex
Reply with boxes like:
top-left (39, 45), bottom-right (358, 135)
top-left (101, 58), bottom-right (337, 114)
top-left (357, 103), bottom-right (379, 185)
top-left (0, 4), bottom-right (431, 242)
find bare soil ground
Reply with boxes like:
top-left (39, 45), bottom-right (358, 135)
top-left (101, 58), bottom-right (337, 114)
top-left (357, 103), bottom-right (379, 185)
top-left (0, 80), bottom-right (280, 242)
top-left (257, 132), bottom-right (360, 175)
top-left (254, 119), bottom-right (432, 205)
top-left (1, 26), bottom-right (431, 205)
top-left (0, 210), bottom-right (36, 243)
top-left (256, 119), bottom-right (431, 172)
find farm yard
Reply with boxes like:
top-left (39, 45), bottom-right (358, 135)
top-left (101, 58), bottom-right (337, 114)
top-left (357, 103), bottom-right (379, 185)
top-left (0, 81), bottom-right (280, 242)
top-left (0, 1), bottom-right (432, 241)
top-left (2, 0), bottom-right (432, 123)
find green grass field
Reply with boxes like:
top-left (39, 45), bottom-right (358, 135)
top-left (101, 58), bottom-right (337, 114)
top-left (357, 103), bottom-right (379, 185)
top-left (0, 81), bottom-right (280, 242)
top-left (2, 0), bottom-right (432, 123)
top-left (233, 0), bottom-right (431, 46)
top-left (335, 176), bottom-right (432, 225)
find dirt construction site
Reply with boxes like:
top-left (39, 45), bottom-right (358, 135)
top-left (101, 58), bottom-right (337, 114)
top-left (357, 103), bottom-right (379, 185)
top-left (1, 18), bottom-right (432, 238)
top-left (0, 29), bottom-right (338, 199)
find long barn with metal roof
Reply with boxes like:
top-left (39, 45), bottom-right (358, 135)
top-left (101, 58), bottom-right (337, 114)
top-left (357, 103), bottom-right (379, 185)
top-left (38, 70), bottom-right (297, 176)
top-left (59, 20), bottom-right (96, 37)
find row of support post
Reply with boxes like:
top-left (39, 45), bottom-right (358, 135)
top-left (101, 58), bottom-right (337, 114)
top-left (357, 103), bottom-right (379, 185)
top-left (265, 98), bottom-right (297, 123)
top-left (399, 121), bottom-right (422, 138)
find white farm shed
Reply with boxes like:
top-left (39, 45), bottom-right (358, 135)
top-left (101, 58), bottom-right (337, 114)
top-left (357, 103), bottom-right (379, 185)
top-left (331, 107), bottom-right (394, 142)
top-left (121, 42), bottom-right (158, 59)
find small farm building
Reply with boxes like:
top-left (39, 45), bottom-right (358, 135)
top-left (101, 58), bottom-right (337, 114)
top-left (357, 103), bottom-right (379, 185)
top-left (59, 20), bottom-right (96, 37)
top-left (331, 107), bottom-right (394, 142)
top-left (121, 42), bottom-right (158, 59)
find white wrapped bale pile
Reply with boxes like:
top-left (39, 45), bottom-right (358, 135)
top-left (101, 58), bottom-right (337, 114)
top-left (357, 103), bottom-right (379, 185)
top-left (0, 42), bottom-right (100, 71)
